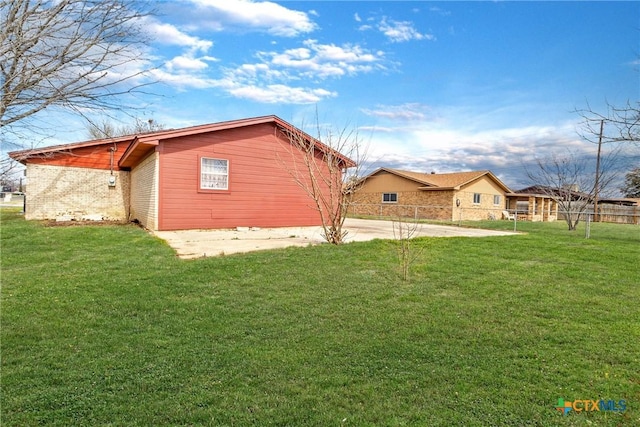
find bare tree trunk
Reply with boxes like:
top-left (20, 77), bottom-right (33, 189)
top-left (392, 218), bottom-right (423, 282)
top-left (525, 150), bottom-right (619, 231)
top-left (277, 116), bottom-right (365, 245)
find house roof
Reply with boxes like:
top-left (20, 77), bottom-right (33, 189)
top-left (366, 167), bottom-right (512, 192)
top-left (597, 197), bottom-right (639, 206)
top-left (9, 115), bottom-right (356, 170)
top-left (513, 185), bottom-right (591, 200)
top-left (8, 134), bottom-right (136, 164)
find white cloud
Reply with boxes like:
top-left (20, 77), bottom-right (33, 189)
top-left (145, 12), bottom-right (387, 105)
top-left (150, 68), bottom-right (220, 89)
top-left (228, 84), bottom-right (336, 104)
top-left (378, 17), bottom-right (435, 43)
top-left (260, 39), bottom-right (385, 79)
top-left (190, 0), bottom-right (316, 37)
top-left (166, 55), bottom-right (216, 71)
top-left (235, 63), bottom-right (285, 80)
top-left (361, 120), bottom-right (596, 188)
top-left (140, 18), bottom-right (222, 80)
top-left (144, 19), bottom-right (213, 52)
top-left (361, 103), bottom-right (434, 122)
top-left (201, 39), bottom-right (385, 104)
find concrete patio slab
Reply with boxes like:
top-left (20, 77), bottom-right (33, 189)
top-left (153, 218), bottom-right (517, 259)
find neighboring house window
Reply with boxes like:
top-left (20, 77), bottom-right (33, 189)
top-left (473, 193), bottom-right (481, 204)
top-left (382, 193), bottom-right (398, 203)
top-left (494, 195), bottom-right (501, 205)
top-left (200, 158), bottom-right (228, 190)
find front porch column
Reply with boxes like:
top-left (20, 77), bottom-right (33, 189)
top-left (527, 197), bottom-right (535, 221)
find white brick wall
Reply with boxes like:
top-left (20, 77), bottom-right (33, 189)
top-left (25, 164), bottom-right (130, 220)
top-left (130, 151), bottom-right (158, 230)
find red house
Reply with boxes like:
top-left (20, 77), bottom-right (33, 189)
top-left (9, 116), bottom-right (355, 231)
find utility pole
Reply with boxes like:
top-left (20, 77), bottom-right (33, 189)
top-left (593, 119), bottom-right (604, 222)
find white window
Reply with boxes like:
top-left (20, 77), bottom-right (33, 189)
top-left (382, 193), bottom-right (398, 203)
top-left (473, 193), bottom-right (481, 204)
top-left (493, 195), bottom-right (501, 205)
top-left (200, 158), bottom-right (228, 190)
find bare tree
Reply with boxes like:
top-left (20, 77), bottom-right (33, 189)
top-left (392, 218), bottom-right (424, 282)
top-left (278, 118), bottom-right (365, 245)
top-left (86, 118), bottom-right (165, 139)
top-left (1, 0), bottom-right (155, 147)
top-left (576, 101), bottom-right (640, 144)
top-left (575, 102), bottom-right (638, 215)
top-left (0, 156), bottom-right (23, 191)
top-left (525, 150), bottom-right (619, 230)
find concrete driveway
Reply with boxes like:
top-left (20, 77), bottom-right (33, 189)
top-left (154, 218), bottom-right (517, 259)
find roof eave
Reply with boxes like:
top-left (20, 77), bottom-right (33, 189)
top-left (118, 137), bottom-right (159, 169)
top-left (369, 167), bottom-right (436, 186)
top-left (272, 118), bottom-right (357, 169)
top-left (7, 135), bottom-right (134, 164)
top-left (418, 186), bottom-right (456, 191)
top-left (506, 192), bottom-right (555, 198)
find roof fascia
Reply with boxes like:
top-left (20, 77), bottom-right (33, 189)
top-left (378, 168), bottom-right (436, 186)
top-left (457, 170), bottom-right (512, 193)
top-left (506, 192), bottom-right (554, 198)
top-left (271, 117), bottom-right (357, 169)
top-left (134, 115), bottom-right (279, 145)
top-left (418, 186), bottom-right (455, 191)
top-left (8, 135), bottom-right (133, 163)
top-left (118, 136), bottom-right (159, 169)
top-left (484, 170), bottom-right (512, 192)
top-left (9, 114), bottom-right (358, 169)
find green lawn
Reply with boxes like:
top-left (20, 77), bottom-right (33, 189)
top-left (1, 209), bottom-right (639, 426)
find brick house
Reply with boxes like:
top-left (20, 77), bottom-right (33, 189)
top-left (9, 115), bottom-right (355, 231)
top-left (350, 168), bottom-right (513, 221)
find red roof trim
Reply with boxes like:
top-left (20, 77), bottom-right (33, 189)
top-left (8, 135), bottom-right (134, 164)
top-left (9, 115), bottom-right (357, 170)
top-left (118, 115), bottom-right (356, 169)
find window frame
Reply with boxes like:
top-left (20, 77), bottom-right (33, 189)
top-left (473, 193), bottom-right (481, 204)
top-left (199, 157), bottom-right (230, 192)
top-left (493, 195), bottom-right (501, 206)
top-left (382, 192), bottom-right (398, 203)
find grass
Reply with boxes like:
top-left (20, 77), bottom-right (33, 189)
top-left (1, 208), bottom-right (639, 426)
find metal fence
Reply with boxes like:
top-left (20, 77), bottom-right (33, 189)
top-left (349, 203), bottom-right (519, 223)
top-left (349, 203), bottom-right (640, 225)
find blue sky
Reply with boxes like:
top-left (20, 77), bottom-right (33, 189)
top-left (26, 1), bottom-right (640, 191)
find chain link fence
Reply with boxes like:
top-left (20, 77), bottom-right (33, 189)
top-left (349, 203), bottom-right (640, 225)
top-left (349, 203), bottom-right (519, 223)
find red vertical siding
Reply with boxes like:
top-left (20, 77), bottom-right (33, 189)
top-left (157, 123), bottom-right (333, 230)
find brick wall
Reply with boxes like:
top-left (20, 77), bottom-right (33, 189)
top-left (350, 175), bottom-right (509, 222)
top-left (350, 189), bottom-right (510, 221)
top-left (25, 164), bottom-right (130, 220)
top-left (350, 190), bottom-right (455, 220)
top-left (455, 190), bottom-right (504, 220)
top-left (130, 151), bottom-right (158, 230)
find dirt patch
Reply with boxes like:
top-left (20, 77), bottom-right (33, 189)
top-left (43, 219), bottom-right (132, 227)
